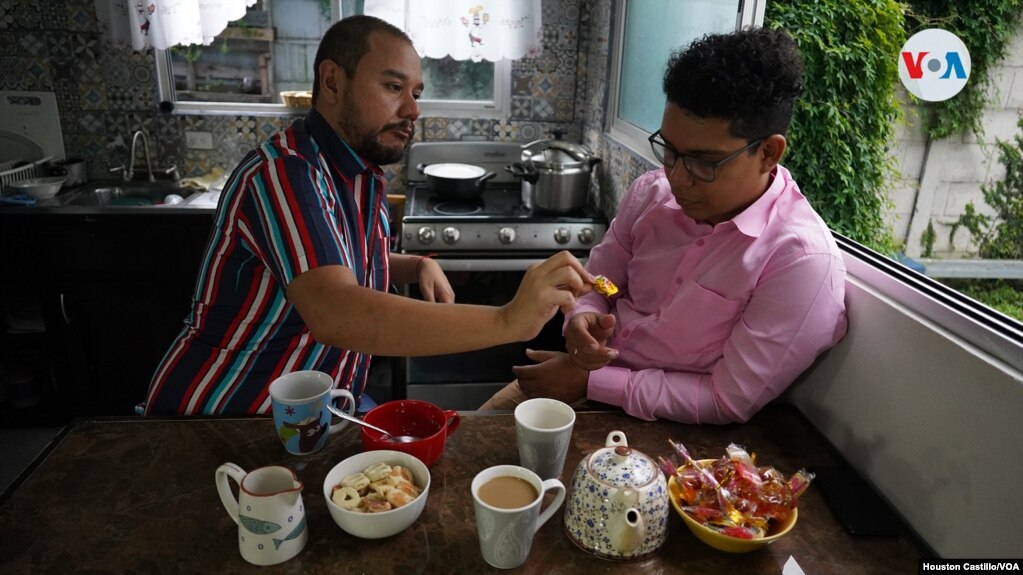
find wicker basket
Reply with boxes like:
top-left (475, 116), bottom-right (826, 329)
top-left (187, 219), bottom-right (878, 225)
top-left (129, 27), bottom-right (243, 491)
top-left (280, 91), bottom-right (312, 108)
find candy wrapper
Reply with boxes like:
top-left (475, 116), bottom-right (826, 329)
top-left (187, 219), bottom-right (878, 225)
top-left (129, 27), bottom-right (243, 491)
top-left (658, 440), bottom-right (813, 539)
top-left (593, 275), bottom-right (619, 297)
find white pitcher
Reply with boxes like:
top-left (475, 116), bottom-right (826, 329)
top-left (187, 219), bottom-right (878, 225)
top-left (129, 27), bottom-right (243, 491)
top-left (215, 463), bottom-right (308, 566)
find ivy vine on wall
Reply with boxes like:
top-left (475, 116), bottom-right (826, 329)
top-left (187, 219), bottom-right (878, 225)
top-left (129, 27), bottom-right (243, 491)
top-left (767, 0), bottom-right (905, 251)
top-left (904, 0), bottom-right (1023, 140)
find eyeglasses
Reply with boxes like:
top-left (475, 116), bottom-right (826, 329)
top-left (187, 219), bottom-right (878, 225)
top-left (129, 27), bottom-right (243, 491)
top-left (648, 130), bottom-right (764, 183)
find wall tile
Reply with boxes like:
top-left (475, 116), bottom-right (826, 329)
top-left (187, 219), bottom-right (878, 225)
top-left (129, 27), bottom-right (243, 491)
top-left (493, 120), bottom-right (519, 141)
top-left (3, 0), bottom-right (592, 185)
top-left (446, 119), bottom-right (470, 140)
top-left (0, 2), bottom-right (16, 31)
top-left (423, 117), bottom-right (447, 141)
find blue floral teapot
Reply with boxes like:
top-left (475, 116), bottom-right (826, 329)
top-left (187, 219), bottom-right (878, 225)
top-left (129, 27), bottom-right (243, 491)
top-left (563, 431), bottom-right (670, 560)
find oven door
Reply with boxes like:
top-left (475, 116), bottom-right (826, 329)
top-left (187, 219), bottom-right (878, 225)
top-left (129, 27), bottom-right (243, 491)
top-left (399, 254), bottom-right (584, 410)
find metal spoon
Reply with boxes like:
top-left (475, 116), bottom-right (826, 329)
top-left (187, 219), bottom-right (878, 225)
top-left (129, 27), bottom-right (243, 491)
top-left (327, 405), bottom-right (419, 443)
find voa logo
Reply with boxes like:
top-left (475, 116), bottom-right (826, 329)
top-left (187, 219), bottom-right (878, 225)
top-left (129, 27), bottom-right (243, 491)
top-left (899, 28), bottom-right (971, 102)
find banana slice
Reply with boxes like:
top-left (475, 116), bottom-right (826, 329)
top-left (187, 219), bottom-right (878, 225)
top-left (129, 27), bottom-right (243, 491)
top-left (331, 485), bottom-right (361, 510)
top-left (364, 462), bottom-right (393, 482)
top-left (341, 472), bottom-right (370, 492)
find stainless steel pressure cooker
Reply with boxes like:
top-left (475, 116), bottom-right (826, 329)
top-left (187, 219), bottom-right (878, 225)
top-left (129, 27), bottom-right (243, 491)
top-left (506, 131), bottom-right (601, 213)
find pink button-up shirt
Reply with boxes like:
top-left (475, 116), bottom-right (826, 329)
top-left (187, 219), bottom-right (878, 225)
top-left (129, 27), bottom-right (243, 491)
top-left (573, 166), bottom-right (847, 424)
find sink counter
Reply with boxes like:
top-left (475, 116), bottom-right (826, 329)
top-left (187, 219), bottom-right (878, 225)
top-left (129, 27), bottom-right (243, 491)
top-left (0, 181), bottom-right (218, 214)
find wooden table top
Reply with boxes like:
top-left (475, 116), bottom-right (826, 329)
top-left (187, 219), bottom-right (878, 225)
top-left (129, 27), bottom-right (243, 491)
top-left (0, 405), bottom-right (927, 574)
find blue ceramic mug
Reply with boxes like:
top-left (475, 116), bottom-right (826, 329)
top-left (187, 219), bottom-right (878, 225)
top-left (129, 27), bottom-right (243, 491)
top-left (269, 370), bottom-right (354, 455)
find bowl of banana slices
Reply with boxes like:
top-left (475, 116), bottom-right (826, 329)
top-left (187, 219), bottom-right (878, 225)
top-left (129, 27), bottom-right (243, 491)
top-left (323, 450), bottom-right (430, 539)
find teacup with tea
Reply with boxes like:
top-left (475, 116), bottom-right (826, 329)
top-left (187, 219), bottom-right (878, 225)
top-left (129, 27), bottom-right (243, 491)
top-left (471, 465), bottom-right (566, 569)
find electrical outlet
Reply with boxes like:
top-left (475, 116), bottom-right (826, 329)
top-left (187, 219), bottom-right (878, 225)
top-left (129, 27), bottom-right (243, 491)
top-left (185, 130), bottom-right (214, 150)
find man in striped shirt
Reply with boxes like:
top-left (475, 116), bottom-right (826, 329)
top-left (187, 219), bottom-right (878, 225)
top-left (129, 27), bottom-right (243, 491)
top-left (144, 16), bottom-right (592, 415)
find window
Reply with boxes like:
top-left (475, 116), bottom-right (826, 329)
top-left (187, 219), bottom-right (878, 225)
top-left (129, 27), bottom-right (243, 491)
top-left (155, 0), bottom-right (509, 117)
top-left (607, 0), bottom-right (765, 159)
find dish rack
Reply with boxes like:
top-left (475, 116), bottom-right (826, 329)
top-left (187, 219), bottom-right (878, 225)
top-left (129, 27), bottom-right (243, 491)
top-left (0, 156), bottom-right (52, 196)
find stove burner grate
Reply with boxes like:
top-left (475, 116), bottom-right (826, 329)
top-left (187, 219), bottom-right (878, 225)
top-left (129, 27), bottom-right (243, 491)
top-left (433, 201), bottom-right (483, 216)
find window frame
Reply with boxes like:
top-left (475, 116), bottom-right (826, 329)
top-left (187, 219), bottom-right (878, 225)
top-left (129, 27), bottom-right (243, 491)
top-left (834, 232), bottom-right (1022, 372)
top-left (155, 50), bottom-right (510, 117)
top-left (153, 0), bottom-right (511, 118)
top-left (605, 0), bottom-right (766, 159)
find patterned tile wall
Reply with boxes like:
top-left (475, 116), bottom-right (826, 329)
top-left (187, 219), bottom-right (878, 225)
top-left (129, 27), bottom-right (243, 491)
top-left (577, 0), bottom-right (656, 217)
top-left (0, 0), bottom-right (649, 215)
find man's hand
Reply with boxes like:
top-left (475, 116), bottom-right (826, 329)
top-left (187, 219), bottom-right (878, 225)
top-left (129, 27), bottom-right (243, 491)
top-left (416, 257), bottom-right (454, 303)
top-left (565, 312), bottom-right (618, 370)
top-left (501, 251), bottom-right (593, 341)
top-left (513, 349), bottom-right (588, 404)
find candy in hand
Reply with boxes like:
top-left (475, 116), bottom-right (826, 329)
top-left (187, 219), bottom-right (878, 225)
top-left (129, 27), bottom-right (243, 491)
top-left (593, 275), bottom-right (619, 297)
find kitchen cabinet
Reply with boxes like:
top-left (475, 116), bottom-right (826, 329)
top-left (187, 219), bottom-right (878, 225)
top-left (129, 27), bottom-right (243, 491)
top-left (0, 210), bottom-right (213, 422)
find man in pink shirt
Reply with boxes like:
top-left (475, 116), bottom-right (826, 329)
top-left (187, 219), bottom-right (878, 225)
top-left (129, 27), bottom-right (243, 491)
top-left (481, 27), bottom-right (848, 424)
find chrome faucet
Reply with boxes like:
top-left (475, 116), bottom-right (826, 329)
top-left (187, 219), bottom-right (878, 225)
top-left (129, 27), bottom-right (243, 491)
top-left (127, 130), bottom-right (155, 182)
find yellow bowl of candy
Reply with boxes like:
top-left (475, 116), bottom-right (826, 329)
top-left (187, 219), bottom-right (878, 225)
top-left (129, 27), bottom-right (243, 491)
top-left (668, 459), bottom-right (799, 553)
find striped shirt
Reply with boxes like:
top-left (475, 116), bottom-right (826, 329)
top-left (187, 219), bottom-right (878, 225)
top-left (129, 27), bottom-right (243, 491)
top-left (144, 110), bottom-right (390, 415)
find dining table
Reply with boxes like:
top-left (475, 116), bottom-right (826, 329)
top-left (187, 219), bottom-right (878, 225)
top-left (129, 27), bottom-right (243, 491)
top-left (0, 403), bottom-right (929, 574)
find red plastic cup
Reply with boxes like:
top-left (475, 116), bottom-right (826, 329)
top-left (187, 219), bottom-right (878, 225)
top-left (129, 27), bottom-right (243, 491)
top-left (361, 400), bottom-right (461, 467)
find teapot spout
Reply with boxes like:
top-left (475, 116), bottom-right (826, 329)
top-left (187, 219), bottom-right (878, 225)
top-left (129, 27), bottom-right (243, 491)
top-left (607, 487), bottom-right (646, 554)
top-left (608, 507), bottom-right (646, 554)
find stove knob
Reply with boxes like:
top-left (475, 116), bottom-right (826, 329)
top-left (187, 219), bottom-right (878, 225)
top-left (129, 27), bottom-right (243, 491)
top-left (578, 227), bottom-right (595, 244)
top-left (442, 226), bottom-right (460, 244)
top-left (498, 227), bottom-right (516, 245)
top-left (554, 227), bottom-right (571, 244)
top-left (417, 226), bottom-right (436, 244)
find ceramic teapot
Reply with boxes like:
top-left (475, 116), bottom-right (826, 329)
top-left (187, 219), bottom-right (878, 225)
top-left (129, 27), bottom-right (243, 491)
top-left (215, 463), bottom-right (308, 566)
top-left (563, 431), bottom-right (670, 560)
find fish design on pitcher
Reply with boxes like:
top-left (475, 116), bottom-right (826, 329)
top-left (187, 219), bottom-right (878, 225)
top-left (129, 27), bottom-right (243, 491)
top-left (239, 514), bottom-right (282, 535)
top-left (273, 516), bottom-right (307, 549)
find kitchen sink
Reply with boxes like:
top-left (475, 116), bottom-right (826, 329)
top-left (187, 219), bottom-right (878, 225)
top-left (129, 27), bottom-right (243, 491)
top-left (60, 181), bottom-right (189, 208)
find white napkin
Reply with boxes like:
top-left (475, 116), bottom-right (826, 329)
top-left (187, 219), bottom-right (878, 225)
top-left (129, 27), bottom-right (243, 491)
top-left (783, 556), bottom-right (806, 575)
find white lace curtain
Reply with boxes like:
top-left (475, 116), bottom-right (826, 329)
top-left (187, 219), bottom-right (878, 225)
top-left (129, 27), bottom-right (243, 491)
top-left (95, 0), bottom-right (256, 51)
top-left (363, 0), bottom-right (543, 62)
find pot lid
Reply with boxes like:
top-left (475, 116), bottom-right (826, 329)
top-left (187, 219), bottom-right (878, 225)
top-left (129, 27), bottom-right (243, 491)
top-left (522, 129), bottom-right (596, 170)
top-left (420, 162), bottom-right (487, 179)
top-left (585, 443), bottom-right (660, 489)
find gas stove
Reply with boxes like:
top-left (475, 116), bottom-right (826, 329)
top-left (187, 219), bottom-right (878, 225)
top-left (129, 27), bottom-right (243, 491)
top-left (400, 142), bottom-right (607, 256)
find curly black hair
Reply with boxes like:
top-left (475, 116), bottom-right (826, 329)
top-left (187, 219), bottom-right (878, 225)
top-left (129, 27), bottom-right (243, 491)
top-left (663, 27), bottom-right (803, 140)
top-left (312, 15), bottom-right (413, 105)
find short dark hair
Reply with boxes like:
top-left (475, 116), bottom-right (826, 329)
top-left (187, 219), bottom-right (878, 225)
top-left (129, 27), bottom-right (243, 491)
top-left (312, 15), bottom-right (413, 105)
top-left (662, 27), bottom-right (803, 140)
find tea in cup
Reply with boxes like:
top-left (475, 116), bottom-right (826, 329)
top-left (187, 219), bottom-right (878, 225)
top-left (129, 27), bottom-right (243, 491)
top-left (471, 465), bottom-right (566, 569)
top-left (269, 370), bottom-right (355, 455)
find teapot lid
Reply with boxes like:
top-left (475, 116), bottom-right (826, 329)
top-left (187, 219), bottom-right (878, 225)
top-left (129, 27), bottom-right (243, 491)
top-left (584, 432), bottom-right (660, 489)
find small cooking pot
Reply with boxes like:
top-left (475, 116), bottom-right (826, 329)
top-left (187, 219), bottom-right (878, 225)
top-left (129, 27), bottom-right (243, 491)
top-left (507, 131), bottom-right (601, 213)
top-left (47, 157), bottom-right (88, 188)
top-left (417, 162), bottom-right (496, 201)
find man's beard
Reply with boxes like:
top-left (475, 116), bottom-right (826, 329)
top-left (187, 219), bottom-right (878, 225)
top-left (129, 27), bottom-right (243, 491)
top-left (336, 92), bottom-right (414, 165)
top-left (351, 121), bottom-right (414, 165)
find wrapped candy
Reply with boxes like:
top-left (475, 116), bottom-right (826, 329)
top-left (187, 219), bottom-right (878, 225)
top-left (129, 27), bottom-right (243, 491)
top-left (593, 275), bottom-right (619, 297)
top-left (663, 440), bottom-right (814, 538)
